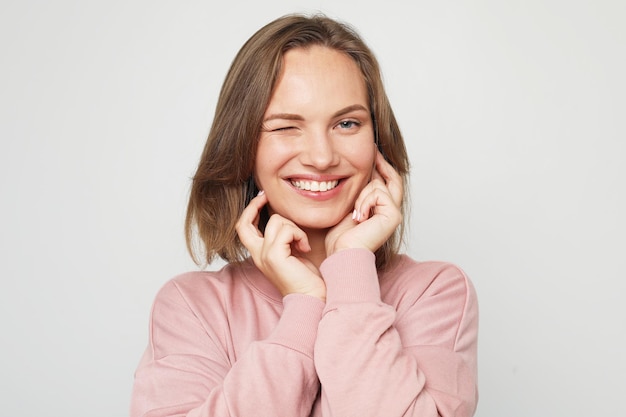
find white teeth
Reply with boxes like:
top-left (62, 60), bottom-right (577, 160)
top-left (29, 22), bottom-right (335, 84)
top-left (291, 179), bottom-right (339, 192)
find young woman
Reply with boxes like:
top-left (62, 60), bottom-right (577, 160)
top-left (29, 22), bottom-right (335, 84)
top-left (131, 14), bottom-right (478, 417)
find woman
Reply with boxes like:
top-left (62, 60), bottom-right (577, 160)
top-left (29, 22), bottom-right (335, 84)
top-left (131, 14), bottom-right (478, 417)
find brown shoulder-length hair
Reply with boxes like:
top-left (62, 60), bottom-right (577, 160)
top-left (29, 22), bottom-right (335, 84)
top-left (186, 13), bottom-right (410, 269)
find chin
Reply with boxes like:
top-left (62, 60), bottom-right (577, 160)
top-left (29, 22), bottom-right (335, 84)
top-left (287, 211), bottom-right (347, 231)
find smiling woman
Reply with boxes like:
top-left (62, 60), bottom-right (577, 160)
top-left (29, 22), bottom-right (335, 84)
top-left (130, 13), bottom-right (478, 417)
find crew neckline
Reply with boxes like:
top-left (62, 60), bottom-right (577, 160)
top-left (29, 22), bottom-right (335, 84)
top-left (238, 258), bottom-right (284, 304)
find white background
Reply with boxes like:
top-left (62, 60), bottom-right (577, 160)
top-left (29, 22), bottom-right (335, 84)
top-left (1, 1), bottom-right (624, 416)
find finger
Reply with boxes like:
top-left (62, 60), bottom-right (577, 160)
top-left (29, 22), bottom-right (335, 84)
top-left (352, 178), bottom-right (390, 221)
top-left (241, 191), bottom-right (268, 224)
top-left (374, 151), bottom-right (403, 206)
top-left (284, 223), bottom-right (311, 254)
top-left (354, 185), bottom-right (399, 223)
top-left (371, 162), bottom-right (385, 182)
top-left (263, 215), bottom-right (311, 255)
top-left (236, 191), bottom-right (268, 251)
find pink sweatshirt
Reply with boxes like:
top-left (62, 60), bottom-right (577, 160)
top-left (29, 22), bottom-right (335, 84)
top-left (131, 249), bottom-right (478, 416)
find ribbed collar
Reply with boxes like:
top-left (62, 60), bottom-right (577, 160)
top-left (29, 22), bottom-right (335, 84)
top-left (237, 258), bottom-right (284, 304)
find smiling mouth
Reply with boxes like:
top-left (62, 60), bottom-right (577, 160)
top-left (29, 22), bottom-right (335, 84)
top-left (290, 179), bottom-right (340, 192)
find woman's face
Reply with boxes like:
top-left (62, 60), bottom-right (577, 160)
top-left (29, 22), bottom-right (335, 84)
top-left (254, 45), bottom-right (376, 231)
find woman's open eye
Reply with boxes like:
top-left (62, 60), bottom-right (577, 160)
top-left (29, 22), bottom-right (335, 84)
top-left (337, 120), bottom-right (360, 130)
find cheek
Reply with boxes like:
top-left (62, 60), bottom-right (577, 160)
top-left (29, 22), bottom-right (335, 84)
top-left (254, 139), bottom-right (291, 191)
top-left (254, 140), bottom-right (275, 185)
top-left (347, 141), bottom-right (376, 176)
top-left (253, 161), bottom-right (273, 192)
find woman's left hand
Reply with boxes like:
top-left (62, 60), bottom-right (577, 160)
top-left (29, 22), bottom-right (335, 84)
top-left (325, 150), bottom-right (403, 256)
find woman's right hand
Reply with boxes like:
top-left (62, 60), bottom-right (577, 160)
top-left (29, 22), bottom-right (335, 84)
top-left (236, 191), bottom-right (327, 301)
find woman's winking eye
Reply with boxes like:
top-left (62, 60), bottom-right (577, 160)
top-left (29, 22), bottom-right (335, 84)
top-left (272, 126), bottom-right (296, 132)
top-left (260, 123), bottom-right (297, 133)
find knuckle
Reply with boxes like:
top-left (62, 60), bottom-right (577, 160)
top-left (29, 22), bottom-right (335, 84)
top-left (267, 213), bottom-right (283, 225)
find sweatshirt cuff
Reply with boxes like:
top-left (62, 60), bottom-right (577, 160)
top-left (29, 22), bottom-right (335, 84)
top-left (319, 248), bottom-right (381, 308)
top-left (266, 293), bottom-right (324, 357)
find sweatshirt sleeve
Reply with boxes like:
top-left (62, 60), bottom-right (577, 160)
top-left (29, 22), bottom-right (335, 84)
top-left (315, 249), bottom-right (478, 417)
top-left (130, 279), bottom-right (325, 417)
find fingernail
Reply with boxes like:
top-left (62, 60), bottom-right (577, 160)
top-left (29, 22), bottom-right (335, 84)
top-left (352, 209), bottom-right (357, 220)
top-left (257, 190), bottom-right (265, 196)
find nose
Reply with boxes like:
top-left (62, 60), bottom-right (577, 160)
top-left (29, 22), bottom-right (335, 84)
top-left (300, 129), bottom-right (339, 170)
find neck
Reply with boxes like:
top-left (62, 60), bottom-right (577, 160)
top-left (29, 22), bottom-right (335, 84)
top-left (300, 227), bottom-right (329, 269)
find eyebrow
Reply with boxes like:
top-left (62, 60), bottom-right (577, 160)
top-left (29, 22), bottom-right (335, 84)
top-left (332, 104), bottom-right (369, 119)
top-left (263, 104), bottom-right (370, 123)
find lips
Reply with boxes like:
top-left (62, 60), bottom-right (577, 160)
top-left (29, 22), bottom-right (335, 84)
top-left (290, 179), bottom-right (340, 192)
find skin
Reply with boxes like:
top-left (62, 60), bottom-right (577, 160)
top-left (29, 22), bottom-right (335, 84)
top-left (236, 46), bottom-right (403, 301)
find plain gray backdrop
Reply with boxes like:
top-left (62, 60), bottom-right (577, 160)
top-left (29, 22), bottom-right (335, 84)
top-left (1, 0), bottom-right (624, 416)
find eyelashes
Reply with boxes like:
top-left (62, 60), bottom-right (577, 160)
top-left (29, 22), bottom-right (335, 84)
top-left (272, 126), bottom-right (296, 132)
